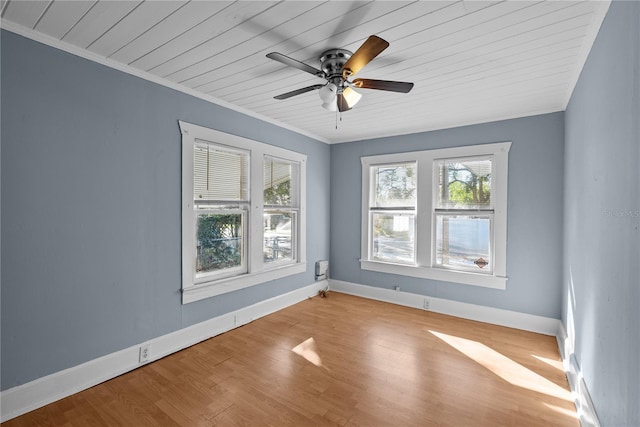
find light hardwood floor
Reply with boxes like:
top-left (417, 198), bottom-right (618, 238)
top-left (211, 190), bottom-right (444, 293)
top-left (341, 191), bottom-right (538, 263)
top-left (3, 292), bottom-right (578, 426)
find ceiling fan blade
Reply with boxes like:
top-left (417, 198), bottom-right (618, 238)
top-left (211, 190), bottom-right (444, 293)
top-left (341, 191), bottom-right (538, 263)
top-left (274, 84), bottom-right (324, 100)
top-left (266, 52), bottom-right (324, 78)
top-left (342, 35), bottom-right (389, 78)
top-left (352, 78), bottom-right (414, 93)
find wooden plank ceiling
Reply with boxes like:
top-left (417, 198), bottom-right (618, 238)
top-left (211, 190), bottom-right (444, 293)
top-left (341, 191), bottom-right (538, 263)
top-left (1, 1), bottom-right (610, 143)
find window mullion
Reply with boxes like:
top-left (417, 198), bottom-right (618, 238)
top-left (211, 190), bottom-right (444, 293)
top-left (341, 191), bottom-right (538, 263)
top-left (415, 155), bottom-right (432, 267)
top-left (249, 147), bottom-right (265, 274)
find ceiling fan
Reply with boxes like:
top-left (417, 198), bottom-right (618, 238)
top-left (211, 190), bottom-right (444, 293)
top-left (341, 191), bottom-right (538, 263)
top-left (266, 35), bottom-right (414, 112)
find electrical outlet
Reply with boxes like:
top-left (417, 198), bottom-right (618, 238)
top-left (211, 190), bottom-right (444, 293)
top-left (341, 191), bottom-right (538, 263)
top-left (423, 298), bottom-right (431, 310)
top-left (139, 344), bottom-right (150, 364)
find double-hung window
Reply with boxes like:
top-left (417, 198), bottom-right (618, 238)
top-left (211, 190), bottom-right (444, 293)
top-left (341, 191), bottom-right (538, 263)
top-left (361, 142), bottom-right (511, 289)
top-left (369, 162), bottom-right (417, 265)
top-left (180, 121), bottom-right (306, 303)
top-left (263, 156), bottom-right (299, 266)
top-left (434, 156), bottom-right (494, 273)
top-left (193, 142), bottom-right (249, 281)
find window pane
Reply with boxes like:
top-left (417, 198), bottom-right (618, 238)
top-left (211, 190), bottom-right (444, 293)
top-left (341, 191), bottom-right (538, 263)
top-left (194, 141), bottom-right (249, 201)
top-left (264, 156), bottom-right (299, 207)
top-left (372, 213), bottom-right (415, 264)
top-left (196, 212), bottom-right (244, 275)
top-left (435, 214), bottom-right (491, 272)
top-left (437, 157), bottom-right (492, 209)
top-left (373, 163), bottom-right (416, 207)
top-left (264, 211), bottom-right (296, 264)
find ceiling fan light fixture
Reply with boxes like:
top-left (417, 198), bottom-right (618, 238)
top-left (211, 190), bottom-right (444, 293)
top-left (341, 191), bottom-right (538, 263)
top-left (321, 100), bottom-right (337, 111)
top-left (319, 83), bottom-right (338, 103)
top-left (342, 86), bottom-right (362, 108)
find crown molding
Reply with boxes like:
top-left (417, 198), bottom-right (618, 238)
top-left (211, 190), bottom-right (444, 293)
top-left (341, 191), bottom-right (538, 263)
top-left (0, 20), bottom-right (330, 145)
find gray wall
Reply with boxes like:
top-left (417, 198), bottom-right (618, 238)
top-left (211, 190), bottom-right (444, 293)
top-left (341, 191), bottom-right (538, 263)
top-left (4, 6), bottom-right (639, 425)
top-left (563, 1), bottom-right (640, 425)
top-left (330, 112), bottom-right (565, 318)
top-left (0, 30), bottom-right (330, 390)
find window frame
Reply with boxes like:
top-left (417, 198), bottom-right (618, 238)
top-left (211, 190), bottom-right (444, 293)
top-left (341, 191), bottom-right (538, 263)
top-left (360, 142), bottom-right (511, 290)
top-left (180, 121), bottom-right (306, 304)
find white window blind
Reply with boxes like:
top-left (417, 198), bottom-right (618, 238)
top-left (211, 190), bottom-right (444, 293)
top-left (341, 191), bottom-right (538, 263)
top-left (194, 140), bottom-right (249, 202)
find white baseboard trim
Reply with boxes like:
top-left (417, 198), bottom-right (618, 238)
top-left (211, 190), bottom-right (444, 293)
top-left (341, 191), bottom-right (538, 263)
top-left (0, 281), bottom-right (327, 423)
top-left (556, 323), bottom-right (601, 427)
top-left (329, 279), bottom-right (561, 336)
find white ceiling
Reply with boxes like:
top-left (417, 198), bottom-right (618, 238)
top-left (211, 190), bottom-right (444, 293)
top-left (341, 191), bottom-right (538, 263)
top-left (1, 0), bottom-right (610, 144)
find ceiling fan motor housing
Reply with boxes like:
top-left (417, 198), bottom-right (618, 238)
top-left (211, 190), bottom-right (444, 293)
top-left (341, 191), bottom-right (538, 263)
top-left (319, 49), bottom-right (353, 84)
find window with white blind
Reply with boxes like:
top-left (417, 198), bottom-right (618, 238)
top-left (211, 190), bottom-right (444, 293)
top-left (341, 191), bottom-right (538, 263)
top-left (193, 142), bottom-right (249, 281)
top-left (361, 142), bottom-right (511, 289)
top-left (180, 121), bottom-right (306, 304)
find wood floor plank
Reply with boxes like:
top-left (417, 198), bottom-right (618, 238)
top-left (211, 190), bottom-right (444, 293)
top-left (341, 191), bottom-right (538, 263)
top-left (2, 293), bottom-right (578, 426)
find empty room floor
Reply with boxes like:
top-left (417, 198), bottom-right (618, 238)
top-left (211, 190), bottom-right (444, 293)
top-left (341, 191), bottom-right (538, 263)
top-left (3, 292), bottom-right (578, 426)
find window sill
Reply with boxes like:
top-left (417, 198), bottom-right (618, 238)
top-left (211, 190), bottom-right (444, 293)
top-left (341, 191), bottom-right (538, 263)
top-left (360, 260), bottom-right (506, 290)
top-left (183, 262), bottom-right (307, 304)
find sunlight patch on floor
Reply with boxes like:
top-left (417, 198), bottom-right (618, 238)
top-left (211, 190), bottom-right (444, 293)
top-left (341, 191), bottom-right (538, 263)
top-left (430, 330), bottom-right (573, 401)
top-left (292, 337), bottom-right (323, 367)
top-left (532, 354), bottom-right (564, 371)
top-left (543, 402), bottom-right (579, 419)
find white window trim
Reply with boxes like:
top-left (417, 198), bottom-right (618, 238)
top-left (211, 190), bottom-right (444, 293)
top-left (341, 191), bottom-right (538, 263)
top-left (360, 142), bottom-right (511, 290)
top-left (180, 121), bottom-right (306, 304)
